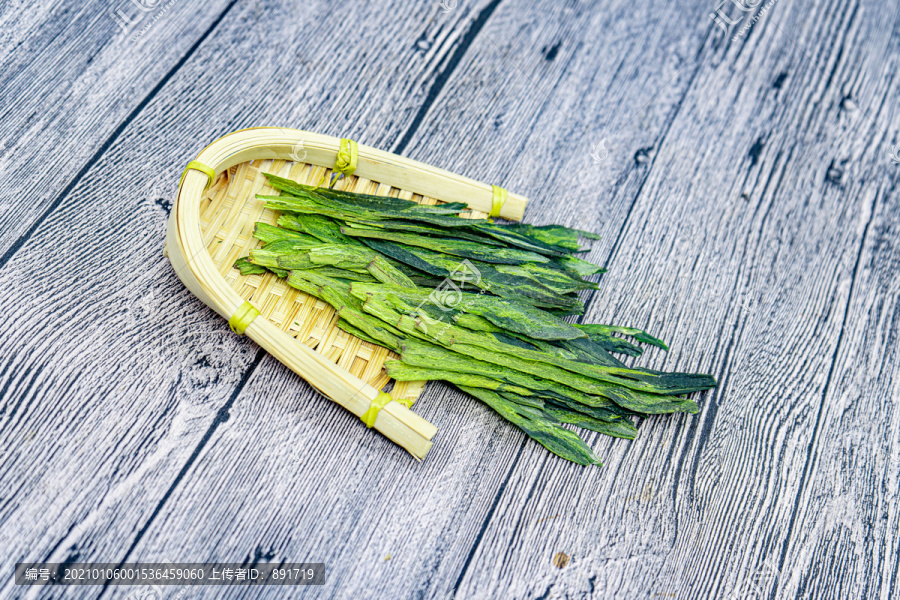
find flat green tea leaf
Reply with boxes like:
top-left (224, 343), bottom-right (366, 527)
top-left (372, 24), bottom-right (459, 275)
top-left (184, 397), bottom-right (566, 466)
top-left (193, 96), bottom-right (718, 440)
top-left (349, 283), bottom-right (585, 341)
top-left (253, 222), bottom-right (320, 245)
top-left (459, 386), bottom-right (603, 466)
top-left (244, 179), bottom-right (719, 467)
top-left (277, 213), bottom-right (359, 246)
top-left (342, 226), bottom-right (551, 265)
top-left (384, 360), bottom-right (537, 400)
top-left (233, 257), bottom-right (268, 275)
top-left (577, 324), bottom-right (669, 351)
top-left (542, 406), bottom-right (637, 439)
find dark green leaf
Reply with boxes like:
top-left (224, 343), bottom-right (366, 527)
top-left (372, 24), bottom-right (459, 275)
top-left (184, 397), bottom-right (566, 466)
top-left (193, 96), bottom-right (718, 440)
top-left (458, 386), bottom-right (602, 466)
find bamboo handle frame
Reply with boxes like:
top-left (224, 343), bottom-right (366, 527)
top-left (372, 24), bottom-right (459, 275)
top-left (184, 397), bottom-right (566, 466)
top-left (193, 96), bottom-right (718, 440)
top-left (164, 127), bottom-right (529, 461)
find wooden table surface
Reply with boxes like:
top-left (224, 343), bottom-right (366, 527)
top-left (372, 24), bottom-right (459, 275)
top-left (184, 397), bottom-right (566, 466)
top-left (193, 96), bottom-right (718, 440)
top-left (2, 0), bottom-right (899, 598)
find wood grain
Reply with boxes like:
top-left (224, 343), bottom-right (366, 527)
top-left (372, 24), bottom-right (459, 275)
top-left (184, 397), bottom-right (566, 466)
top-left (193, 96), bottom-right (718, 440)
top-left (0, 0), bottom-right (512, 596)
top-left (0, 0), bottom-right (897, 598)
top-left (107, 0), bottom-right (763, 599)
top-left (0, 0), bottom-right (238, 262)
top-left (449, 0), bottom-right (900, 598)
top-left (775, 183), bottom-right (900, 597)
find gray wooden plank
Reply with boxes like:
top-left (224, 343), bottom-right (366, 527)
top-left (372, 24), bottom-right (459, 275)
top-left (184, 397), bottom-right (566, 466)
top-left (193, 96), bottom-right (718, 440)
top-left (95, 359), bottom-right (524, 600)
top-left (2, 2), bottom-right (894, 600)
top-left (0, 0), bottom-right (238, 264)
top-left (774, 184), bottom-right (900, 597)
top-left (106, 1), bottom-right (737, 599)
top-left (0, 0), bottom-right (515, 598)
top-left (448, 0), bottom-right (900, 597)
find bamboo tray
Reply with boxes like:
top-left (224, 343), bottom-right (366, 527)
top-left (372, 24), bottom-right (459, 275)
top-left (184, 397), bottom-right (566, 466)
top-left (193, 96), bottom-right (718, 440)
top-left (164, 127), bottom-right (529, 460)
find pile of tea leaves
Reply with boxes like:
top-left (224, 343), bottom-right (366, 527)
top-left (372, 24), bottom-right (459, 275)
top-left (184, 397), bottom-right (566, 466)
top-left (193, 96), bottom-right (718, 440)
top-left (234, 173), bottom-right (716, 466)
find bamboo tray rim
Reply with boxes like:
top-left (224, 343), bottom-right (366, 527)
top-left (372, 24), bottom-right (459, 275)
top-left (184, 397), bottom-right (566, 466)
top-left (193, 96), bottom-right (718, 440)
top-left (166, 127), bottom-right (530, 461)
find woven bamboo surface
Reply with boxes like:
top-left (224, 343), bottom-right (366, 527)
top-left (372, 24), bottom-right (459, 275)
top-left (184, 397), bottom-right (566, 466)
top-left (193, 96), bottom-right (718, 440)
top-left (198, 157), bottom-right (489, 406)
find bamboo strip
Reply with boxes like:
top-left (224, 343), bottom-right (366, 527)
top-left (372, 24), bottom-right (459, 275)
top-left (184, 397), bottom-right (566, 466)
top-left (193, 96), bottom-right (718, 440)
top-left (164, 127), bottom-right (530, 460)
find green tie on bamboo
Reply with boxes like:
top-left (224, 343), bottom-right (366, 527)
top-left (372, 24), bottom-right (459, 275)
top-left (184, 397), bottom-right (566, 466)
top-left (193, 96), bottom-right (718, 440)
top-left (490, 185), bottom-right (508, 218)
top-left (228, 301), bottom-right (259, 335)
top-left (180, 160), bottom-right (216, 190)
top-left (317, 138), bottom-right (359, 188)
top-left (361, 391), bottom-right (393, 428)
